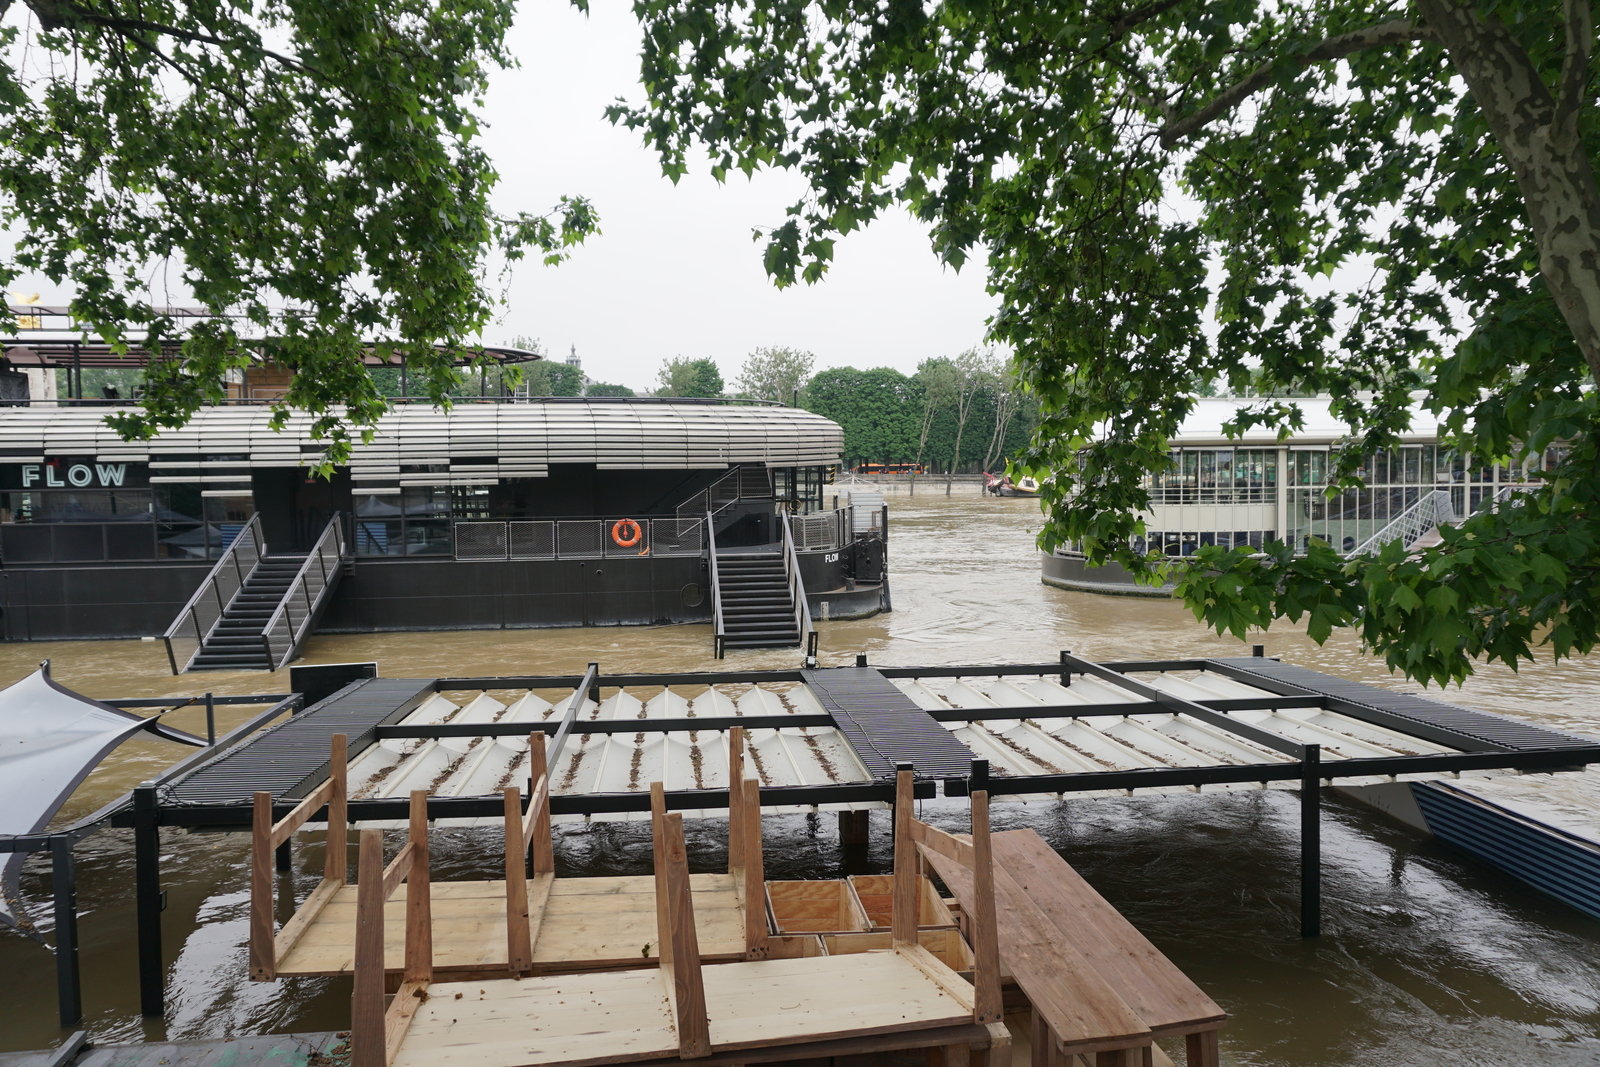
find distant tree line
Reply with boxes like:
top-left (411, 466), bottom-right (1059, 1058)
top-left (804, 351), bottom-right (1034, 482)
top-left (647, 346), bottom-right (1033, 484)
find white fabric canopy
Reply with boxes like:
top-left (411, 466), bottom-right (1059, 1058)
top-left (0, 668), bottom-right (201, 936)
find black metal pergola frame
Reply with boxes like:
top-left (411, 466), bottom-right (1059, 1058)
top-left (12, 653), bottom-right (1600, 1028)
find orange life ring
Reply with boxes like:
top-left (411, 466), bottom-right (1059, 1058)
top-left (611, 518), bottom-right (643, 548)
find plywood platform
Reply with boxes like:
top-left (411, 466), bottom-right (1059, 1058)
top-left (391, 949), bottom-right (974, 1067)
top-left (274, 873), bottom-right (747, 978)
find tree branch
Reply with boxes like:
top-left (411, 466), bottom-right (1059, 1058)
top-left (1159, 19), bottom-right (1438, 147)
top-left (23, 0), bottom-right (318, 77)
top-left (1552, 0), bottom-right (1594, 151)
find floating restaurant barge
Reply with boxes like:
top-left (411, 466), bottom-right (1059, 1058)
top-left (1042, 397), bottom-right (1551, 596)
top-left (0, 384), bottom-right (884, 661)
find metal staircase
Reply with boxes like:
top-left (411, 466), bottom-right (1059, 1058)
top-left (164, 513), bottom-right (348, 673)
top-left (708, 508), bottom-right (813, 656)
top-left (188, 556), bottom-right (308, 670)
top-left (714, 551), bottom-right (800, 651)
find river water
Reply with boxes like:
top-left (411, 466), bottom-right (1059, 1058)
top-left (2, 488), bottom-right (1598, 1064)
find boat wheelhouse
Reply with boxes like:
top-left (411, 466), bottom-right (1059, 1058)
top-left (1042, 397), bottom-right (1551, 596)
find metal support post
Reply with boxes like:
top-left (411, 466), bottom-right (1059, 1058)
top-left (970, 758), bottom-right (990, 796)
top-left (50, 836), bottom-right (82, 1026)
top-left (587, 662), bottom-right (601, 706)
top-left (1301, 744), bottom-right (1321, 938)
top-left (805, 631), bottom-right (819, 669)
top-left (205, 691), bottom-right (216, 746)
top-left (1252, 644), bottom-right (1265, 658)
top-left (133, 783), bottom-right (165, 1016)
top-left (855, 652), bottom-right (867, 668)
top-left (1060, 650), bottom-right (1072, 687)
top-left (275, 840), bottom-right (292, 871)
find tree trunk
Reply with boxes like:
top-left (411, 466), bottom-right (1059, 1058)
top-left (1416, 0), bottom-right (1600, 384)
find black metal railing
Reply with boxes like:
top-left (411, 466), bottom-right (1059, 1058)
top-left (260, 514), bottom-right (346, 670)
top-left (162, 514), bottom-right (265, 674)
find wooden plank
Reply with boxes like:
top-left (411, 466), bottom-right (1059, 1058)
top-left (1184, 1031), bottom-right (1219, 1067)
top-left (525, 872), bottom-right (554, 962)
top-left (988, 832), bottom-right (1227, 1036)
top-left (969, 792), bottom-right (1001, 1026)
top-left (740, 776), bottom-right (766, 957)
top-left (893, 942), bottom-right (976, 1012)
top-left (392, 968), bottom-right (677, 1067)
top-left (384, 979), bottom-right (429, 1066)
top-left (381, 843), bottom-right (416, 900)
top-left (249, 791), bottom-right (276, 981)
top-left (522, 771), bottom-right (551, 854)
top-left (503, 788), bottom-right (530, 973)
top-left (972, 1020), bottom-right (1014, 1067)
top-left (919, 845), bottom-right (1150, 1055)
top-left (910, 820), bottom-right (977, 869)
top-left (528, 734), bottom-right (554, 875)
top-left (650, 783), bottom-right (672, 971)
top-left (766, 881), bottom-right (870, 933)
top-left (352, 830), bottom-right (387, 1067)
top-left (404, 791), bottom-right (431, 985)
top-left (618, 1021), bottom-right (1002, 1067)
top-left (325, 733), bottom-right (349, 883)
top-left (825, 929), bottom-right (971, 971)
top-left (273, 877), bottom-right (342, 963)
top-left (699, 952), bottom-right (972, 1050)
top-left (272, 777), bottom-right (336, 849)
top-left (660, 812), bottom-right (710, 1058)
top-left (893, 769), bottom-right (918, 945)
top-left (728, 728), bottom-right (745, 873)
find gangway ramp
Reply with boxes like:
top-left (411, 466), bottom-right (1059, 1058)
top-left (802, 665), bottom-right (975, 779)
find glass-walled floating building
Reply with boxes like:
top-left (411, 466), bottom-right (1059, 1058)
top-left (0, 397), bottom-right (848, 640)
top-left (1042, 398), bottom-right (1547, 596)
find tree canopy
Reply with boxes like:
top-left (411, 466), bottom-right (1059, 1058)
top-left (656, 356), bottom-right (724, 397)
top-left (735, 345), bottom-right (814, 403)
top-left (616, 0), bottom-right (1600, 685)
top-left (586, 382), bottom-right (637, 397)
top-left (2, 0), bottom-right (595, 460)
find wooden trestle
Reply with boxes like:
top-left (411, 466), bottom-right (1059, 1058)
top-left (251, 734), bottom-right (1227, 1067)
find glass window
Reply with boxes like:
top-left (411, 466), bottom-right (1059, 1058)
top-left (354, 494), bottom-right (404, 556)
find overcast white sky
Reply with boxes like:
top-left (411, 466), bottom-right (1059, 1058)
top-left (480, 2), bottom-right (999, 392)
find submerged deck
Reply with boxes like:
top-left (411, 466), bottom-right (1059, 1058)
top-left (146, 655), bottom-right (1600, 832)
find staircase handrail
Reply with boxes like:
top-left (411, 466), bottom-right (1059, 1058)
top-left (259, 513), bottom-right (347, 671)
top-left (1347, 489), bottom-right (1455, 557)
top-left (780, 511), bottom-right (814, 648)
top-left (676, 465), bottom-right (771, 522)
top-left (162, 513), bottom-right (266, 675)
top-left (707, 510), bottom-right (726, 659)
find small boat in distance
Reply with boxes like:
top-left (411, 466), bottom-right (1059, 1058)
top-left (985, 471), bottom-right (1040, 497)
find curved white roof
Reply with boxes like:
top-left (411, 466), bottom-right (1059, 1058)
top-left (0, 401), bottom-right (843, 480)
top-left (1169, 397), bottom-right (1442, 446)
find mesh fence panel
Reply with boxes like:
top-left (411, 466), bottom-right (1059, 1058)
top-left (605, 519), bottom-right (650, 557)
top-left (558, 521), bottom-right (605, 558)
top-left (652, 518), bottom-right (703, 555)
top-left (455, 521), bottom-right (509, 560)
top-left (509, 521), bottom-right (556, 559)
top-left (789, 513), bottom-right (838, 551)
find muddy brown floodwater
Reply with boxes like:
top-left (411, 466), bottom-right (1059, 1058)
top-left (2, 488), bottom-right (1599, 1063)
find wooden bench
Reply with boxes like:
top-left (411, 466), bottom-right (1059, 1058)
top-left (360, 769), bottom-right (1012, 1067)
top-left (252, 729), bottom-right (761, 981)
top-left (916, 824), bottom-right (1226, 1067)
